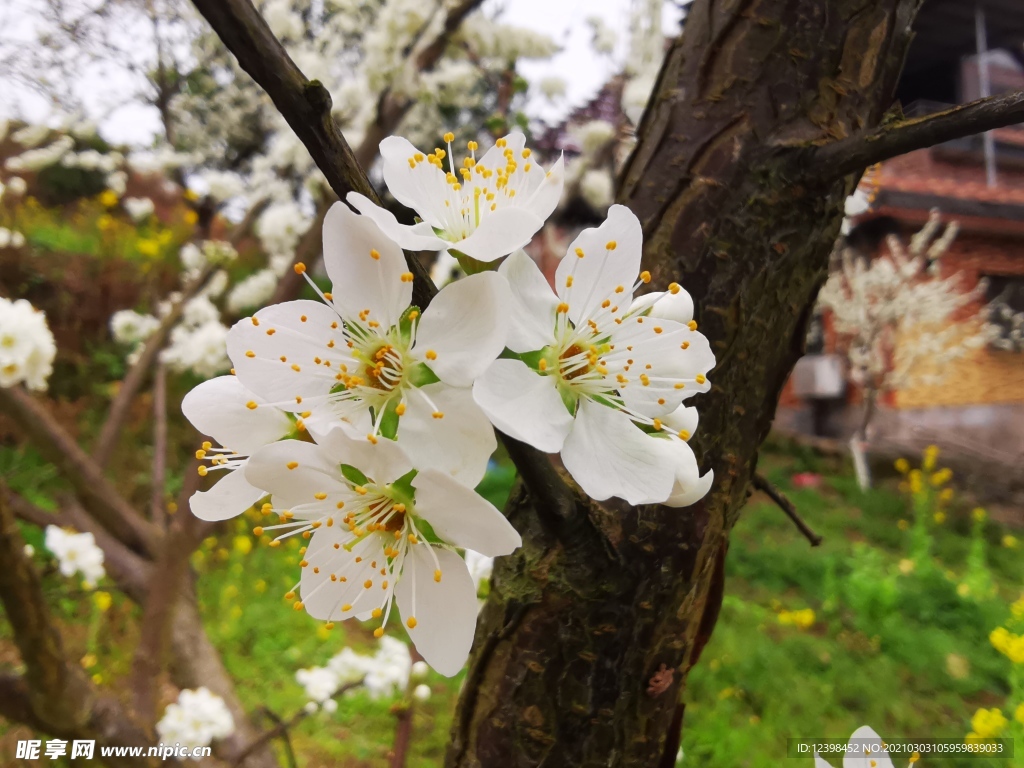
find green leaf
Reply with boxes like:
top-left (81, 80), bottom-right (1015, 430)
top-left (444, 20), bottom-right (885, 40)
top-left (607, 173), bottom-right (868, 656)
top-left (339, 464), bottom-right (369, 486)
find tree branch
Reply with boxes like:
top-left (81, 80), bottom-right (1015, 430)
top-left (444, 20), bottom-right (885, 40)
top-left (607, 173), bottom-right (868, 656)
top-left (750, 473), bottom-right (822, 546)
top-left (188, 0), bottom-right (436, 308)
top-left (805, 90), bottom-right (1024, 180)
top-left (0, 387), bottom-right (159, 556)
top-left (150, 361), bottom-right (168, 527)
top-left (353, 0), bottom-right (485, 169)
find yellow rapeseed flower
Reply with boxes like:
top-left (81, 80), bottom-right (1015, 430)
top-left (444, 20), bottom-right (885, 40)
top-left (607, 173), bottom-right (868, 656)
top-left (93, 591), bottom-right (112, 612)
top-left (972, 507), bottom-right (987, 523)
top-left (930, 468), bottom-right (952, 486)
top-left (137, 239), bottom-right (160, 257)
top-left (232, 535), bottom-right (253, 555)
top-left (99, 190), bottom-right (119, 207)
top-left (909, 470), bottom-right (923, 494)
top-left (778, 608), bottom-right (815, 629)
top-left (97, 214), bottom-right (114, 231)
top-left (934, 511), bottom-right (946, 524)
top-left (923, 445), bottom-right (939, 471)
top-left (939, 488), bottom-right (954, 502)
top-left (183, 209), bottom-right (198, 225)
top-left (894, 458), bottom-right (910, 474)
top-left (1003, 535), bottom-right (1019, 549)
top-left (898, 519), bottom-right (909, 531)
top-left (1015, 703), bottom-right (1024, 726)
top-left (969, 708), bottom-right (1007, 739)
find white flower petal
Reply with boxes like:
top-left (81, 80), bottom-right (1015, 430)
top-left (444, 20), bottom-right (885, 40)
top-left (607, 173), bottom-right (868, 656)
top-left (379, 136), bottom-right (450, 227)
top-left (665, 468), bottom-right (713, 508)
top-left (413, 469), bottom-right (520, 556)
top-left (323, 202), bottom-right (412, 329)
top-left (525, 153), bottom-right (565, 221)
top-left (182, 376), bottom-right (292, 454)
top-left (315, 424), bottom-right (413, 486)
top-left (346, 192), bottom-right (448, 252)
top-left (396, 546), bottom-right (477, 677)
top-left (302, 532), bottom-right (386, 621)
top-left (662, 404), bottom-right (699, 438)
top-left (398, 384), bottom-right (495, 488)
top-left (561, 399), bottom-right (676, 504)
top-left (498, 250), bottom-right (558, 353)
top-left (226, 301), bottom-right (346, 407)
top-left (454, 207), bottom-right (544, 262)
top-left (814, 754), bottom-right (834, 768)
top-left (190, 467), bottom-right (266, 521)
top-left (244, 440), bottom-right (349, 510)
top-left (413, 272), bottom-right (509, 387)
top-left (473, 359), bottom-right (573, 453)
top-left (555, 204), bottom-right (643, 326)
top-left (842, 727), bottom-right (894, 768)
top-left (649, 287), bottom-right (694, 324)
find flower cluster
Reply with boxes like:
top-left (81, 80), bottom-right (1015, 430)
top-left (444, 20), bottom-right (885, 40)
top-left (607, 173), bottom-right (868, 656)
top-left (44, 526), bottom-right (105, 587)
top-left (295, 636), bottom-right (423, 712)
top-left (183, 132), bottom-right (714, 675)
top-left (0, 297), bottom-right (57, 391)
top-left (156, 688), bottom-right (235, 748)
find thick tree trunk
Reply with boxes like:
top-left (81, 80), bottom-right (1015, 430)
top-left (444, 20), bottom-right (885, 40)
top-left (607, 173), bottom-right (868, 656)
top-left (449, 1), bottom-right (924, 766)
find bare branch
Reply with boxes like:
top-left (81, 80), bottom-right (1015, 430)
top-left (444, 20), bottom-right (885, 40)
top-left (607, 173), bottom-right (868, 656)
top-left (188, 0), bottom-right (437, 308)
top-left (806, 90), bottom-right (1024, 180)
top-left (0, 387), bottom-right (159, 556)
top-left (750, 473), bottom-right (822, 547)
top-left (150, 361), bottom-right (168, 527)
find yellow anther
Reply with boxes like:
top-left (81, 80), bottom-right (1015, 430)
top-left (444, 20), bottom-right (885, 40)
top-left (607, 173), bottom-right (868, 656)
top-left (197, 465), bottom-right (208, 477)
top-left (576, 247), bottom-right (585, 258)
top-left (202, 441), bottom-right (212, 450)
top-left (253, 526), bottom-right (264, 536)
top-left (291, 364), bottom-right (301, 372)
top-left (606, 240), bottom-right (617, 250)
top-left (372, 608), bottom-right (383, 618)
top-left (325, 622), bottom-right (335, 630)
top-left (374, 627), bottom-right (384, 638)
top-left (269, 540), bottom-right (281, 547)
top-left (314, 492), bottom-right (327, 500)
top-left (195, 449), bottom-right (207, 459)
top-left (674, 383), bottom-right (686, 389)
top-left (396, 403), bottom-right (406, 416)
top-left (601, 299), bottom-right (611, 309)
top-left (367, 433), bottom-right (378, 444)
top-left (342, 603), bottom-right (352, 611)
top-left (425, 349), bottom-right (437, 360)
top-left (266, 328), bottom-right (276, 335)
top-left (557, 302), bottom-right (570, 314)
top-left (688, 320), bottom-right (698, 330)
top-left (401, 272), bottom-right (414, 282)
top-left (522, 148), bottom-right (531, 158)
top-left (565, 276), bottom-right (574, 287)
top-left (679, 430), bottom-right (691, 440)
top-left (287, 462), bottom-right (299, 470)
top-left (496, 138), bottom-right (507, 147)
top-left (432, 411), bottom-right (444, 419)
top-left (294, 262), bottom-right (306, 274)
top-left (434, 569), bottom-right (442, 583)
top-left (654, 327), bottom-right (663, 334)
top-left (251, 317), bottom-right (260, 326)
top-left (669, 282), bottom-right (681, 294)
top-left (299, 560), bottom-right (309, 568)
top-left (652, 419), bottom-right (662, 431)
top-left (370, 249), bottom-right (380, 260)
top-left (245, 350), bottom-right (255, 358)
top-left (363, 579), bottom-right (373, 589)
top-left (336, 501), bottom-right (345, 509)
top-left (293, 601), bottom-right (304, 611)
top-left (640, 271), bottom-right (651, 283)
top-left (407, 617), bottom-right (418, 629)
top-left (323, 292), bottom-right (333, 300)
top-left (285, 591), bottom-right (296, 600)
top-left (680, 341), bottom-right (690, 350)
top-left (695, 374), bottom-right (707, 384)
top-left (444, 132), bottom-right (455, 143)
top-left (538, 359), bottom-right (548, 371)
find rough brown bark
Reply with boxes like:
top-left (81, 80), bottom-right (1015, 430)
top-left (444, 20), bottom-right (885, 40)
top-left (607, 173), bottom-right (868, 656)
top-left (448, 1), bottom-right (931, 766)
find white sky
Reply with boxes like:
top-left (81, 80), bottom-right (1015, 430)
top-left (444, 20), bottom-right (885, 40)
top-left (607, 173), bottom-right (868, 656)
top-left (0, 0), bottom-right (685, 147)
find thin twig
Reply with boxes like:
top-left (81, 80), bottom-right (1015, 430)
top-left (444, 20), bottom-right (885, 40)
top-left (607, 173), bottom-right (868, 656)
top-left (804, 90), bottom-right (1024, 180)
top-left (751, 473), bottom-right (823, 546)
top-left (150, 361), bottom-right (168, 527)
top-left (230, 681), bottom-right (363, 767)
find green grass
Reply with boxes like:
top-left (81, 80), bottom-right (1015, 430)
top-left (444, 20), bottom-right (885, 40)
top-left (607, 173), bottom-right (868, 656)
top-left (2, 444), bottom-right (1021, 767)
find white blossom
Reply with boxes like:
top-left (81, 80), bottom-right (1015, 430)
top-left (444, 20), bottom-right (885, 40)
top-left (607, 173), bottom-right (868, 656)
top-left (538, 76), bottom-right (568, 101)
top-left (161, 320), bottom-right (231, 378)
top-left (44, 526), bottom-right (105, 586)
top-left (573, 120), bottom-right (617, 157)
top-left (586, 16), bottom-right (617, 55)
top-left (5, 177), bottom-right (27, 196)
top-left (156, 688), bottom-right (235, 749)
top-left (473, 206), bottom-right (716, 505)
top-left (6, 136), bottom-right (74, 172)
top-left (413, 683), bottom-right (431, 701)
top-left (0, 297), bottom-right (57, 391)
top-left (227, 269), bottom-right (279, 313)
top-left (227, 202), bottom-right (509, 486)
top-left (12, 123), bottom-right (51, 148)
top-left (348, 132), bottom-right (564, 263)
top-left (580, 169), bottom-right (614, 212)
top-left (244, 428), bottom-right (520, 675)
top-left (110, 309), bottom-right (160, 346)
top-left (123, 197), bottom-right (155, 222)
